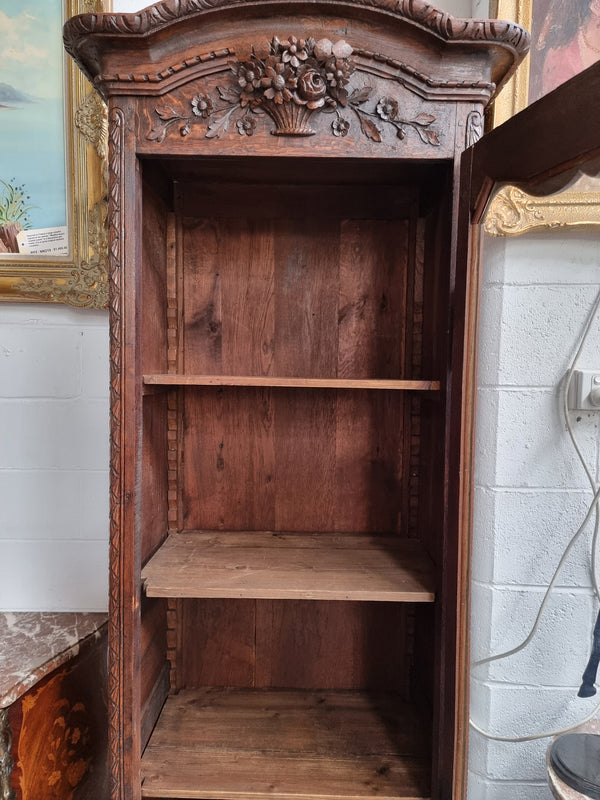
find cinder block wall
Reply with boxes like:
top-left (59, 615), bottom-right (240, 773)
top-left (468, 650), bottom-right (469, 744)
top-left (0, 304), bottom-right (109, 610)
top-left (468, 231), bottom-right (600, 799)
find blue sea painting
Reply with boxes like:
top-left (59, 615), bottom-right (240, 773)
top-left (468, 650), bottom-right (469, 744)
top-left (0, 0), bottom-right (67, 245)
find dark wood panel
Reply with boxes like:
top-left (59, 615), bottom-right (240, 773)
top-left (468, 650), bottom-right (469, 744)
top-left (140, 596), bottom-right (168, 727)
top-left (176, 600), bottom-right (256, 689)
top-left (338, 219), bottom-right (409, 380)
top-left (141, 179), bottom-right (169, 375)
top-left (141, 394), bottom-right (170, 563)
top-left (273, 390), bottom-right (337, 531)
top-left (182, 387), bottom-right (276, 530)
top-left (255, 601), bottom-right (409, 692)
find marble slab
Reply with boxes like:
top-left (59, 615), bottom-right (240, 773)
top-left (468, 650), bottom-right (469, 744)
top-left (0, 612), bottom-right (107, 708)
top-left (548, 719), bottom-right (600, 799)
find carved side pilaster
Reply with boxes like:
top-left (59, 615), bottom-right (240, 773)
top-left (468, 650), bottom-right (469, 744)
top-left (0, 709), bottom-right (15, 800)
top-left (466, 110), bottom-right (483, 148)
top-left (107, 105), bottom-right (125, 800)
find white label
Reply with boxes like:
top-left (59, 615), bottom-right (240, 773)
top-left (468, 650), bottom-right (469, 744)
top-left (17, 226), bottom-right (69, 256)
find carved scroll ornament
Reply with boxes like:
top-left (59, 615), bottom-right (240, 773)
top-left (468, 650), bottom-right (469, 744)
top-left (148, 36), bottom-right (441, 144)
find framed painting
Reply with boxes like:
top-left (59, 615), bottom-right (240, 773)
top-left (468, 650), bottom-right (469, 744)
top-left (0, 0), bottom-right (108, 308)
top-left (485, 0), bottom-right (600, 236)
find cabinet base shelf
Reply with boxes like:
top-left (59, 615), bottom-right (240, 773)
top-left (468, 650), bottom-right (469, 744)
top-left (141, 688), bottom-right (431, 800)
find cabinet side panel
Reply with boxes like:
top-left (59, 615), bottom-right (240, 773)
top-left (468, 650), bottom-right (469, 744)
top-left (141, 180), bottom-right (169, 376)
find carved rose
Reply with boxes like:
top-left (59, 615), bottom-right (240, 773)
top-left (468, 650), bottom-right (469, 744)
top-left (297, 68), bottom-right (327, 108)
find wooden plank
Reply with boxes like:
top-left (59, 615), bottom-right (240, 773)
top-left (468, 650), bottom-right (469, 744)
top-left (274, 218), bottom-right (339, 378)
top-left (176, 600), bottom-right (256, 689)
top-left (182, 388), bottom-right (276, 530)
top-left (143, 375), bottom-right (440, 391)
top-left (338, 219), bottom-right (409, 380)
top-left (141, 689), bottom-right (430, 800)
top-left (255, 601), bottom-right (409, 692)
top-left (220, 219), bottom-right (275, 377)
top-left (141, 532), bottom-right (435, 602)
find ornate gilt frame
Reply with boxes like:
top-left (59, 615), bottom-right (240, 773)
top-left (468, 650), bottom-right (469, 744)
top-left (485, 0), bottom-right (600, 236)
top-left (0, 0), bottom-right (108, 308)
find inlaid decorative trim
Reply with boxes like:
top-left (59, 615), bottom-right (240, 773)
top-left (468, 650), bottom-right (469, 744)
top-left (0, 709), bottom-right (15, 800)
top-left (148, 36), bottom-right (441, 143)
top-left (107, 105), bottom-right (125, 800)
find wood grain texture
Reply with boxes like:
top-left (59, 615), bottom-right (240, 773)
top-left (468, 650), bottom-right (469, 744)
top-left (141, 688), bottom-right (430, 800)
top-left (141, 531), bottom-right (435, 602)
top-left (255, 601), bottom-right (409, 692)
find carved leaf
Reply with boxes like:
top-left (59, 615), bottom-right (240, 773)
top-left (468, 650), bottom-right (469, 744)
top-left (155, 106), bottom-right (181, 121)
top-left (417, 126), bottom-right (440, 146)
top-left (218, 85), bottom-right (241, 104)
top-left (356, 111), bottom-right (382, 142)
top-left (413, 112), bottom-right (436, 125)
top-left (147, 125), bottom-right (168, 143)
top-left (349, 86), bottom-right (372, 105)
top-left (206, 108), bottom-right (235, 139)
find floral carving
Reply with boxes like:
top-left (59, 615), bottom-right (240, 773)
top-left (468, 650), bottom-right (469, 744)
top-left (148, 35), bottom-right (441, 145)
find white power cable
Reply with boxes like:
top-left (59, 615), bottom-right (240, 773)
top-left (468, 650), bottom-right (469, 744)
top-left (470, 284), bottom-right (600, 742)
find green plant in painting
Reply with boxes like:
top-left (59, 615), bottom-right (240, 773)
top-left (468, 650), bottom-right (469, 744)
top-left (0, 178), bottom-right (33, 230)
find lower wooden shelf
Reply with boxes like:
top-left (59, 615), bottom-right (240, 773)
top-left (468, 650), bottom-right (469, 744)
top-left (141, 688), bottom-right (431, 800)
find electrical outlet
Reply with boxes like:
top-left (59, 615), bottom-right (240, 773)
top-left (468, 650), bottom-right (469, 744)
top-left (567, 369), bottom-right (600, 411)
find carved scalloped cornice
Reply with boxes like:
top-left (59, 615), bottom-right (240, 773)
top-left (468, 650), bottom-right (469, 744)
top-left (64, 0), bottom-right (530, 79)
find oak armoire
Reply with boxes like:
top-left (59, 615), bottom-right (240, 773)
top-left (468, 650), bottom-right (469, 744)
top-left (62, 2), bottom-right (537, 798)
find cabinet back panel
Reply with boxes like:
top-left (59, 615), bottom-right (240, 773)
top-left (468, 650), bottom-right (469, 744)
top-left (181, 216), bottom-right (410, 380)
top-left (176, 599), bottom-right (409, 695)
top-left (181, 388), bottom-right (406, 533)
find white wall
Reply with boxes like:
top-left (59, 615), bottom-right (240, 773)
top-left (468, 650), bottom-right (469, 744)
top-left (468, 230), bottom-right (600, 799)
top-left (0, 304), bottom-right (110, 610)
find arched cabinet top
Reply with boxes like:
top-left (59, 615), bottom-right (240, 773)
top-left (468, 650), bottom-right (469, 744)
top-left (64, 0), bottom-right (529, 157)
top-left (64, 0), bottom-right (529, 99)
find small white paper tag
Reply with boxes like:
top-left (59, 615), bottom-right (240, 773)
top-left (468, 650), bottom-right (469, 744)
top-left (17, 226), bottom-right (69, 256)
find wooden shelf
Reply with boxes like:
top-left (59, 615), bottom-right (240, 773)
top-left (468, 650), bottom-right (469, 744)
top-left (141, 531), bottom-right (435, 602)
top-left (141, 688), bottom-right (431, 800)
top-left (143, 374), bottom-right (441, 391)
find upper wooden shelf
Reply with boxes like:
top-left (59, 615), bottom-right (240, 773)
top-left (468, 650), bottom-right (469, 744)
top-left (143, 375), bottom-right (440, 391)
top-left (141, 531), bottom-right (435, 602)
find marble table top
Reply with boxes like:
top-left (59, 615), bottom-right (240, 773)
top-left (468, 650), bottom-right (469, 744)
top-left (0, 611), bottom-right (107, 708)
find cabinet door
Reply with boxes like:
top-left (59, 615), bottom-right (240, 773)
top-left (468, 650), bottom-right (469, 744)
top-left (466, 61), bottom-right (600, 223)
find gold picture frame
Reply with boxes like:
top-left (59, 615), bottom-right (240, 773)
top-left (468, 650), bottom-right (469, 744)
top-left (485, 0), bottom-right (600, 237)
top-left (0, 0), bottom-right (108, 308)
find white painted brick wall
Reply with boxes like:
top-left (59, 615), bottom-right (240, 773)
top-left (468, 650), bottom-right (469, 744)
top-left (0, 304), bottom-right (109, 610)
top-left (469, 232), bottom-right (600, 799)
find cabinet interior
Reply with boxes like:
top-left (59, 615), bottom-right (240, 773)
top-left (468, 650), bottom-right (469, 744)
top-left (136, 155), bottom-right (454, 800)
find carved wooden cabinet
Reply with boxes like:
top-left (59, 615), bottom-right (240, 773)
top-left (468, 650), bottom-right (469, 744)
top-left (64, 3), bottom-right (530, 799)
